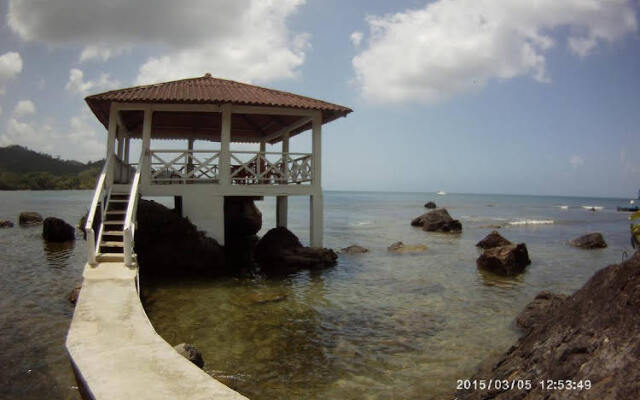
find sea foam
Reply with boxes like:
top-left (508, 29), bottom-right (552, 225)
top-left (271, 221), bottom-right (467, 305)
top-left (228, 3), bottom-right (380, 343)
top-left (509, 219), bottom-right (555, 225)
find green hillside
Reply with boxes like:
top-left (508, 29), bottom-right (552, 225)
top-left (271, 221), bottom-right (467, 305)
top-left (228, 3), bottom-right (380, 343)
top-left (0, 145), bottom-right (104, 190)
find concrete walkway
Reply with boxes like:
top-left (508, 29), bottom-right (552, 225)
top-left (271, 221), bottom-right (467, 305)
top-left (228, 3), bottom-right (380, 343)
top-left (66, 262), bottom-right (248, 400)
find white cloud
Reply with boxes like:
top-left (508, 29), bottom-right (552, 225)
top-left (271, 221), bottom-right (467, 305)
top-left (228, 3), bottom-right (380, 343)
top-left (8, 0), bottom-right (309, 84)
top-left (65, 68), bottom-right (121, 95)
top-left (350, 31), bottom-right (363, 47)
top-left (0, 51), bottom-right (23, 94)
top-left (352, 0), bottom-right (638, 104)
top-left (570, 154), bottom-right (585, 168)
top-left (13, 100), bottom-right (36, 118)
top-left (0, 110), bottom-right (104, 161)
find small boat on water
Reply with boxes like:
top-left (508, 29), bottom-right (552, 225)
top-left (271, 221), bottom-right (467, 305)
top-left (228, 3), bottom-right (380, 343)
top-left (617, 189), bottom-right (640, 212)
top-left (437, 190), bottom-right (446, 195)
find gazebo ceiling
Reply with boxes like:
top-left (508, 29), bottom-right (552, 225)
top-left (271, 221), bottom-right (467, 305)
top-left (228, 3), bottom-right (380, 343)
top-left (85, 74), bottom-right (352, 144)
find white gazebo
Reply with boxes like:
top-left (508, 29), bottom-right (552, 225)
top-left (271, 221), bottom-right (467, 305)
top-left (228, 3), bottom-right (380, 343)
top-left (83, 74), bottom-right (352, 266)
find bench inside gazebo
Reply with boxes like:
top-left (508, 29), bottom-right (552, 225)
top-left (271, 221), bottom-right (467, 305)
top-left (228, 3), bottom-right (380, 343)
top-left (83, 74), bottom-right (352, 266)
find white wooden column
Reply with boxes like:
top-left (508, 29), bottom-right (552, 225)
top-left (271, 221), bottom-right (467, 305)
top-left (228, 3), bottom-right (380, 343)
top-left (141, 107), bottom-right (152, 186)
top-left (124, 137), bottom-right (131, 164)
top-left (277, 196), bottom-right (288, 228)
top-left (282, 132), bottom-right (290, 184)
top-left (311, 112), bottom-right (322, 188)
top-left (310, 112), bottom-right (323, 246)
top-left (105, 106), bottom-right (118, 184)
top-left (258, 141), bottom-right (265, 178)
top-left (219, 104), bottom-right (232, 186)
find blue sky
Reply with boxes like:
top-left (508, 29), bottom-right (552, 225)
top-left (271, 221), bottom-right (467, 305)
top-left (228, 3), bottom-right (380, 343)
top-left (0, 0), bottom-right (638, 198)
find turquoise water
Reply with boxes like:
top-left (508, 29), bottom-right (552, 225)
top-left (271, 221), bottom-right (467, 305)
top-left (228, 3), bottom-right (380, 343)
top-left (0, 190), bottom-right (635, 399)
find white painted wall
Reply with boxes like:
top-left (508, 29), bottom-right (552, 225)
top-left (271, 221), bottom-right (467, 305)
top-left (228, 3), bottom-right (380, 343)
top-left (182, 193), bottom-right (225, 244)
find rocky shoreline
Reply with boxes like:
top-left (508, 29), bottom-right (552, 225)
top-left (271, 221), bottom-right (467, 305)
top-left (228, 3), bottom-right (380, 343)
top-left (456, 251), bottom-right (640, 400)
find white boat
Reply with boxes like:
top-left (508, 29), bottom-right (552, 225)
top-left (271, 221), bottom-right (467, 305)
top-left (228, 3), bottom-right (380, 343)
top-left (437, 190), bottom-right (446, 195)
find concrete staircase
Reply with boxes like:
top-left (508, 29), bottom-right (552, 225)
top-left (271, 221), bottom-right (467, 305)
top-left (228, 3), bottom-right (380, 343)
top-left (97, 184), bottom-right (131, 263)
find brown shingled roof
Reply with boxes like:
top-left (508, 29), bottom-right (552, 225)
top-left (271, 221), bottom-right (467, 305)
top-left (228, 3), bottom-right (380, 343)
top-left (85, 74), bottom-right (352, 143)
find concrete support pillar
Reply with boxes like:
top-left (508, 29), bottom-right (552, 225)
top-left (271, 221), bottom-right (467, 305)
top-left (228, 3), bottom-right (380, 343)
top-left (124, 137), bottom-right (131, 164)
top-left (219, 104), bottom-right (232, 186)
top-left (276, 196), bottom-right (288, 228)
top-left (310, 193), bottom-right (323, 247)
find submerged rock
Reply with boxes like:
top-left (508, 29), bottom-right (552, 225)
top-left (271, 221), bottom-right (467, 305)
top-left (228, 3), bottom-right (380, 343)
top-left (42, 217), bottom-right (76, 242)
top-left (67, 286), bottom-right (82, 305)
top-left (457, 251), bottom-right (640, 400)
top-left (339, 245), bottom-right (369, 254)
top-left (411, 208), bottom-right (462, 233)
top-left (569, 232), bottom-right (607, 249)
top-left (173, 343), bottom-right (204, 369)
top-left (424, 201), bottom-right (437, 209)
top-left (19, 211), bottom-right (43, 226)
top-left (0, 220), bottom-right (14, 228)
top-left (387, 241), bottom-right (428, 254)
top-left (476, 230), bottom-right (511, 249)
top-left (254, 227), bottom-right (337, 274)
top-left (135, 200), bottom-right (226, 277)
top-left (476, 243), bottom-right (531, 276)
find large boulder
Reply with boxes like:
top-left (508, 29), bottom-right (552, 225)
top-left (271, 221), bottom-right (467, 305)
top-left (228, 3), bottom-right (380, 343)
top-left (411, 208), bottom-right (462, 233)
top-left (476, 243), bottom-right (531, 276)
top-left (424, 201), bottom-right (437, 209)
top-left (19, 211), bottom-right (43, 226)
top-left (457, 251), bottom-right (640, 400)
top-left (476, 230), bottom-right (511, 249)
top-left (515, 291), bottom-right (567, 331)
top-left (569, 232), bottom-right (607, 249)
top-left (42, 217), bottom-right (76, 242)
top-left (254, 227), bottom-right (337, 274)
top-left (173, 343), bottom-right (204, 369)
top-left (224, 197), bottom-right (262, 237)
top-left (0, 220), bottom-right (14, 228)
top-left (135, 200), bottom-right (226, 277)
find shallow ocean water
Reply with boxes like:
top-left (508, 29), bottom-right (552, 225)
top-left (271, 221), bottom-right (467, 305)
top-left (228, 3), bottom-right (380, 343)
top-left (0, 190), bottom-right (635, 399)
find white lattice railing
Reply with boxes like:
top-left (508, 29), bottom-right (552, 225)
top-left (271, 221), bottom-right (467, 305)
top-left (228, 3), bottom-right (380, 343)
top-left (149, 149), bottom-right (220, 183)
top-left (230, 151), bottom-right (312, 185)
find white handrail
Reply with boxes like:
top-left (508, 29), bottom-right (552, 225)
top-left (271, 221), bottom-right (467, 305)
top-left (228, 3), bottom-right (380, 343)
top-left (123, 151), bottom-right (144, 267)
top-left (85, 154), bottom-right (113, 264)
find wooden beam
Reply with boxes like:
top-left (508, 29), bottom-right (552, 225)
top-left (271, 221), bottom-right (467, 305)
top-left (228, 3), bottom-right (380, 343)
top-left (264, 116), bottom-right (311, 142)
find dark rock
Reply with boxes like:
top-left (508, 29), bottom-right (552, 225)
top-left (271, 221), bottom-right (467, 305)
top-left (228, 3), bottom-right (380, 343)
top-left (476, 243), bottom-right (531, 276)
top-left (224, 197), bottom-right (262, 237)
top-left (424, 201), bottom-right (437, 209)
top-left (569, 232), bottom-right (607, 249)
top-left (387, 241), bottom-right (428, 253)
top-left (476, 230), bottom-right (511, 249)
top-left (0, 220), bottom-right (14, 228)
top-left (19, 211), bottom-right (43, 226)
top-left (457, 251), bottom-right (640, 400)
top-left (339, 245), bottom-right (369, 254)
top-left (67, 286), bottom-right (82, 305)
top-left (135, 200), bottom-right (226, 277)
top-left (173, 343), bottom-right (204, 369)
top-left (42, 217), bottom-right (76, 242)
top-left (254, 227), bottom-right (337, 274)
top-left (515, 291), bottom-right (567, 331)
top-left (78, 211), bottom-right (88, 240)
top-left (411, 208), bottom-right (462, 233)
